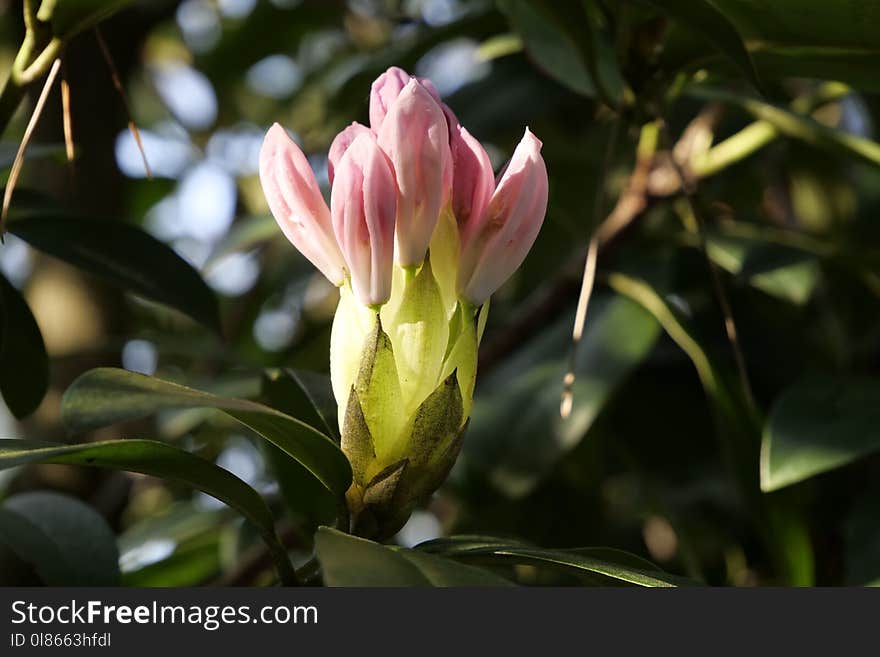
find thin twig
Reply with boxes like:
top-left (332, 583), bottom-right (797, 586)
top-left (1, 57), bottom-right (61, 241)
top-left (60, 64), bottom-right (75, 190)
top-left (560, 119), bottom-right (621, 418)
top-left (95, 27), bottom-right (151, 179)
top-left (658, 120), bottom-right (757, 413)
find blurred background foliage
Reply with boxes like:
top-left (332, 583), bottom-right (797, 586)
top-left (1, 0), bottom-right (880, 586)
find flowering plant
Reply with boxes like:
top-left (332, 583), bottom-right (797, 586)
top-left (260, 67), bottom-right (548, 537)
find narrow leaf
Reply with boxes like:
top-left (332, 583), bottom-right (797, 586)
top-left (61, 368), bottom-right (352, 499)
top-left (8, 214), bottom-right (221, 333)
top-left (0, 272), bottom-right (48, 418)
top-left (0, 438), bottom-right (295, 583)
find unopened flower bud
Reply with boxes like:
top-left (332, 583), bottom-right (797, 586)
top-left (458, 128), bottom-right (548, 305)
top-left (369, 66), bottom-right (442, 132)
top-left (331, 133), bottom-right (397, 307)
top-left (327, 122), bottom-right (371, 185)
top-left (260, 123), bottom-right (346, 285)
top-left (377, 79), bottom-right (451, 267)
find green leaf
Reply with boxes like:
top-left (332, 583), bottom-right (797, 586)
top-left (61, 368), bottom-right (352, 499)
top-left (261, 370), bottom-right (340, 528)
top-left (648, 0), bottom-right (761, 91)
top-left (464, 294), bottom-right (660, 497)
top-left (580, 0), bottom-right (629, 107)
top-left (0, 438), bottom-right (296, 583)
top-left (262, 369), bottom-right (338, 441)
top-left (761, 379), bottom-right (880, 492)
top-left (497, 0), bottom-right (595, 96)
top-left (122, 539), bottom-right (221, 587)
top-left (700, 229), bottom-right (821, 305)
top-left (7, 214), bottom-right (221, 333)
top-left (710, 0), bottom-right (880, 91)
top-left (0, 492), bottom-right (119, 585)
top-left (0, 272), bottom-right (48, 418)
top-left (38, 0), bottom-right (135, 39)
top-left (689, 87), bottom-right (880, 169)
top-left (418, 536), bottom-right (691, 587)
top-left (315, 527), bottom-right (513, 586)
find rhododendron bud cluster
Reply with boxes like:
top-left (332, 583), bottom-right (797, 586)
top-left (259, 66), bottom-right (548, 538)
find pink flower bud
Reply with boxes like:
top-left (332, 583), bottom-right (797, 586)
top-left (377, 78), bottom-right (452, 267)
top-left (327, 122), bottom-right (371, 185)
top-left (260, 123), bottom-right (346, 285)
top-left (369, 66), bottom-right (441, 131)
top-left (449, 121), bottom-right (494, 236)
top-left (457, 128), bottom-right (548, 305)
top-left (331, 132), bottom-right (397, 306)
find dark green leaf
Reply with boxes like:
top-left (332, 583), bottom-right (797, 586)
top-left (497, 0), bottom-right (595, 96)
top-left (62, 368), bottom-right (352, 499)
top-left (464, 294), bottom-right (660, 497)
top-left (261, 370), bottom-right (340, 528)
top-left (418, 535), bottom-right (690, 586)
top-left (0, 272), bottom-right (48, 418)
top-left (845, 483), bottom-right (880, 586)
top-left (761, 379), bottom-right (880, 491)
top-left (7, 214), bottom-right (221, 333)
top-left (648, 0), bottom-right (761, 91)
top-left (700, 228), bottom-right (822, 305)
top-left (262, 369), bottom-right (339, 441)
top-left (710, 0), bottom-right (880, 91)
top-left (315, 527), bottom-right (513, 586)
top-left (0, 492), bottom-right (119, 586)
top-left (0, 437), bottom-right (296, 584)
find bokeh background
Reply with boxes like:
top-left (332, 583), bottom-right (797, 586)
top-left (1, 0), bottom-right (880, 586)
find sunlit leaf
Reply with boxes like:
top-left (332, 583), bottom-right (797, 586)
top-left (315, 527), bottom-right (513, 587)
top-left (418, 535), bottom-right (692, 586)
top-left (761, 378), bottom-right (880, 491)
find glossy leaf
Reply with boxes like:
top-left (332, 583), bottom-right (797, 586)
top-left (261, 370), bottom-right (340, 528)
top-left (315, 527), bottom-right (513, 587)
top-left (0, 272), bottom-right (48, 418)
top-left (417, 536), bottom-right (691, 587)
top-left (0, 492), bottom-right (119, 586)
top-left (761, 379), bottom-right (880, 491)
top-left (7, 214), bottom-right (221, 333)
top-left (0, 438), bottom-right (295, 583)
top-left (61, 368), bottom-right (352, 499)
